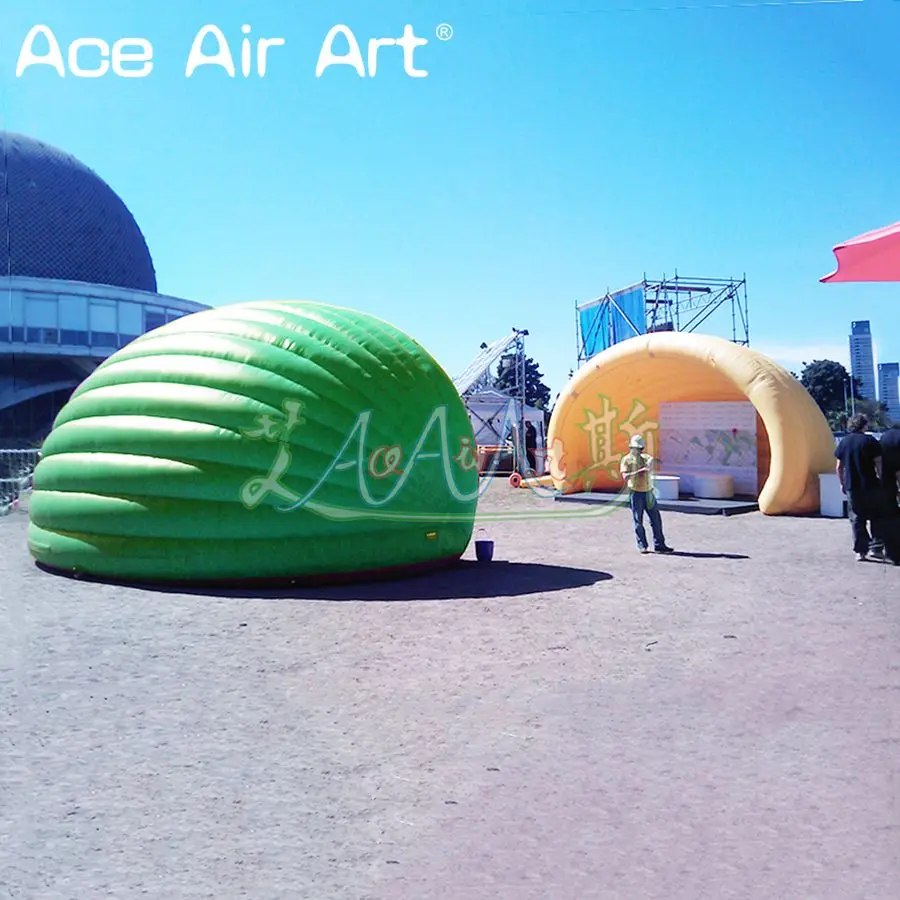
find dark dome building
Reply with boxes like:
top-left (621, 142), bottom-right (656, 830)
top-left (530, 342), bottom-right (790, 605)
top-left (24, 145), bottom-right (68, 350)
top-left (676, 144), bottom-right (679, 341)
top-left (1, 132), bottom-right (157, 292)
top-left (1, 131), bottom-right (207, 448)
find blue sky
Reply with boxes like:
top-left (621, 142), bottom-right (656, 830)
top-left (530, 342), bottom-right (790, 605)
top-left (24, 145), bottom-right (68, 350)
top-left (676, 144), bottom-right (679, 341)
top-left (2, 0), bottom-right (898, 398)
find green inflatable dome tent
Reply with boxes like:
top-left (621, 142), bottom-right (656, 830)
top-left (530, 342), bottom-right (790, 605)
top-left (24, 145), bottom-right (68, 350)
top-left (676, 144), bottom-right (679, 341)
top-left (28, 301), bottom-right (479, 584)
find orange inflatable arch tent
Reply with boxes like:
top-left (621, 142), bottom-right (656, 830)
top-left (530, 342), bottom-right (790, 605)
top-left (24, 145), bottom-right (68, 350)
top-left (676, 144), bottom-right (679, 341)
top-left (546, 332), bottom-right (836, 515)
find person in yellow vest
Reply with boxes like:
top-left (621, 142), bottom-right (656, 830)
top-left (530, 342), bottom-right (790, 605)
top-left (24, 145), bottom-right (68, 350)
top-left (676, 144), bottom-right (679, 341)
top-left (619, 434), bottom-right (674, 554)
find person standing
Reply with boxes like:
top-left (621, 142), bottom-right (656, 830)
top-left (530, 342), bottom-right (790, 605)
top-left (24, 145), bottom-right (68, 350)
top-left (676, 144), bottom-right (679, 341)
top-left (524, 421), bottom-right (538, 474)
top-left (834, 413), bottom-right (885, 561)
top-left (619, 434), bottom-right (674, 554)
top-left (876, 422), bottom-right (900, 564)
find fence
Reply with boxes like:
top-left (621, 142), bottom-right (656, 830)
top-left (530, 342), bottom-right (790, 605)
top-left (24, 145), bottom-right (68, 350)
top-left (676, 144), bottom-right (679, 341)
top-left (0, 448), bottom-right (40, 515)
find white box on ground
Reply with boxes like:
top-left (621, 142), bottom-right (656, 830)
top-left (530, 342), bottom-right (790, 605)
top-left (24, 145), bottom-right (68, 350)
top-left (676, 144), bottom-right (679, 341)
top-left (693, 473), bottom-right (735, 499)
top-left (653, 475), bottom-right (680, 500)
top-left (666, 471), bottom-right (694, 494)
top-left (818, 472), bottom-right (846, 518)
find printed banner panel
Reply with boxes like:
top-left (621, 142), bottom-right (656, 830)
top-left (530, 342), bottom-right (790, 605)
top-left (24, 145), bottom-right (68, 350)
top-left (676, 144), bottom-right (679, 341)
top-left (658, 401), bottom-right (758, 495)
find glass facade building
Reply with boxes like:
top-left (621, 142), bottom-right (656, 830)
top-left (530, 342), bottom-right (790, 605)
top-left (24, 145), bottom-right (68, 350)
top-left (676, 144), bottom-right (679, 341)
top-left (1, 277), bottom-right (208, 442)
top-left (849, 320), bottom-right (877, 403)
top-left (878, 362), bottom-right (900, 424)
top-left (1, 276), bottom-right (207, 355)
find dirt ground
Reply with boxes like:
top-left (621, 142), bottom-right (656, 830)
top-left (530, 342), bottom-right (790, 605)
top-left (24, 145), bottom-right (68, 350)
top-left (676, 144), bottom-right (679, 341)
top-left (1, 484), bottom-right (898, 900)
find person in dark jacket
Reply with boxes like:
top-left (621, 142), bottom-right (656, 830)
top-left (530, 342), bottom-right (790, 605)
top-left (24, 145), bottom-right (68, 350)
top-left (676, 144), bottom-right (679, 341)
top-left (834, 414), bottom-right (887, 561)
top-left (877, 422), bottom-right (900, 563)
top-left (524, 421), bottom-right (537, 473)
top-left (880, 423), bottom-right (900, 503)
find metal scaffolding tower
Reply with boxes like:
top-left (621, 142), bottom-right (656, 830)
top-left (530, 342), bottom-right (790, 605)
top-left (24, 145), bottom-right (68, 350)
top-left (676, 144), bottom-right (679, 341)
top-left (454, 331), bottom-right (521, 396)
top-left (643, 273), bottom-right (749, 344)
top-left (453, 328), bottom-right (531, 473)
top-left (576, 273), bottom-right (749, 365)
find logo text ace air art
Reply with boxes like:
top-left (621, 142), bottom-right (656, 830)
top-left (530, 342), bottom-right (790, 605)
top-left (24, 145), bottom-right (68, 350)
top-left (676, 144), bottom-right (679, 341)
top-left (13, 22), bottom-right (451, 80)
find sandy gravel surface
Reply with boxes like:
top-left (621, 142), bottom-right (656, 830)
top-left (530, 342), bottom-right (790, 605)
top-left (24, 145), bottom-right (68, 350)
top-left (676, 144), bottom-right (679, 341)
top-left (2, 484), bottom-right (898, 899)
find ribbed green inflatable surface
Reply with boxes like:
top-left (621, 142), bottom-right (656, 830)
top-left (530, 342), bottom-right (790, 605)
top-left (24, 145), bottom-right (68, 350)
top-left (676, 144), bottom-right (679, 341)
top-left (28, 301), bottom-right (479, 583)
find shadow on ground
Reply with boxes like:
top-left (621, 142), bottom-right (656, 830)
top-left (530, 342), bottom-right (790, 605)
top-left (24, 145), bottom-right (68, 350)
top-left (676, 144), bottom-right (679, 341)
top-left (665, 551), bottom-right (750, 560)
top-left (36, 560), bottom-right (613, 602)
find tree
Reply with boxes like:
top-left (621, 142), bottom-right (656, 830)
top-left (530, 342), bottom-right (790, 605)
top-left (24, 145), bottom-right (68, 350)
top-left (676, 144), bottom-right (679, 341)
top-left (796, 359), bottom-right (891, 431)
top-left (798, 359), bottom-right (857, 416)
top-left (854, 398), bottom-right (892, 431)
top-left (494, 355), bottom-right (552, 411)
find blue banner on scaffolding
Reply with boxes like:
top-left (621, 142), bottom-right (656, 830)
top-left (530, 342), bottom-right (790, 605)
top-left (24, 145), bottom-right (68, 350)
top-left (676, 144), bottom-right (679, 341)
top-left (579, 286), bottom-right (646, 358)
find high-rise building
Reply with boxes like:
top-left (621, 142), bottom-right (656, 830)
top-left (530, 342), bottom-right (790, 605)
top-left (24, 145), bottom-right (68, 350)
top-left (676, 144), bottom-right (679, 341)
top-left (849, 320), bottom-right (877, 402)
top-left (878, 362), bottom-right (900, 424)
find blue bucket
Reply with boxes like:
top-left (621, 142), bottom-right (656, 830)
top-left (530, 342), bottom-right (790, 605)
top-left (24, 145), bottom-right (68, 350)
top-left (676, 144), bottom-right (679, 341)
top-left (475, 528), bottom-right (494, 563)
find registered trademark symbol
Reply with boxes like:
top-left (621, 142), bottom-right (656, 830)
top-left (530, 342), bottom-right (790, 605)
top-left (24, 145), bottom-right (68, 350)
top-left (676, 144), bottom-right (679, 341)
top-left (436, 23), bottom-right (454, 41)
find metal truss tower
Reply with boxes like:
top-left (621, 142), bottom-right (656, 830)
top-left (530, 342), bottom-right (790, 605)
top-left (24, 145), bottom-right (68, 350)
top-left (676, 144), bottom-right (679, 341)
top-left (575, 273), bottom-right (749, 366)
top-left (453, 328), bottom-right (530, 473)
top-left (643, 273), bottom-right (749, 345)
